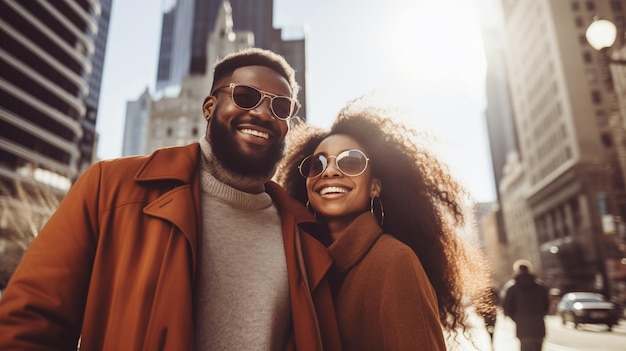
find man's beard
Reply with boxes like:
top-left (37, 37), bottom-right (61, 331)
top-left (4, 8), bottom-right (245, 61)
top-left (208, 115), bottom-right (285, 177)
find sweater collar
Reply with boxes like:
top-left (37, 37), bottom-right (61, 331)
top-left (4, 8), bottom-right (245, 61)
top-left (200, 170), bottom-right (273, 210)
top-left (328, 212), bottom-right (382, 272)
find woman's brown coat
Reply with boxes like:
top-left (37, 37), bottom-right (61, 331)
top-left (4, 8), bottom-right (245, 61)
top-left (329, 213), bottom-right (446, 351)
top-left (0, 143), bottom-right (341, 351)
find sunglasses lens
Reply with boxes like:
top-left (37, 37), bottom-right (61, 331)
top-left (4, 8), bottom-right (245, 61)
top-left (337, 150), bottom-right (368, 176)
top-left (232, 85), bottom-right (262, 109)
top-left (299, 155), bottom-right (326, 178)
top-left (271, 97), bottom-right (293, 119)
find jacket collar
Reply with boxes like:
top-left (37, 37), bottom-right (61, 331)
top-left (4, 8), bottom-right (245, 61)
top-left (266, 181), bottom-right (333, 291)
top-left (136, 143), bottom-right (202, 281)
top-left (328, 212), bottom-right (382, 272)
top-left (134, 143), bottom-right (200, 183)
top-left (265, 182), bottom-right (319, 227)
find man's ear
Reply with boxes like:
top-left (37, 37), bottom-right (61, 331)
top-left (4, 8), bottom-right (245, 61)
top-left (370, 178), bottom-right (382, 197)
top-left (202, 96), bottom-right (216, 121)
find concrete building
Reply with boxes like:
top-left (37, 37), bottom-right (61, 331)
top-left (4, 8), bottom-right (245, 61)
top-left (497, 0), bottom-right (626, 299)
top-left (81, 0), bottom-right (112, 173)
top-left (499, 151), bottom-right (541, 273)
top-left (121, 88), bottom-right (152, 156)
top-left (477, 204), bottom-right (514, 287)
top-left (478, 0), bottom-right (520, 279)
top-left (0, 0), bottom-right (111, 192)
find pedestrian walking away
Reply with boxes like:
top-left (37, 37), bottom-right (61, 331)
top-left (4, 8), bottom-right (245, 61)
top-left (503, 259), bottom-right (550, 351)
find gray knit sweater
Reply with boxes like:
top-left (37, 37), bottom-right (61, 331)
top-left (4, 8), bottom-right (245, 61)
top-left (194, 137), bottom-right (290, 350)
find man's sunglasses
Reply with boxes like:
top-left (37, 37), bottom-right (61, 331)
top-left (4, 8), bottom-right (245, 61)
top-left (298, 149), bottom-right (370, 178)
top-left (212, 83), bottom-right (300, 121)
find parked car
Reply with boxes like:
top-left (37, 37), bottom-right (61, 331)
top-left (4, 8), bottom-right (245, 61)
top-left (556, 292), bottom-right (620, 331)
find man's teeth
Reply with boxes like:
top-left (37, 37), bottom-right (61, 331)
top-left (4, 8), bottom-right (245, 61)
top-left (241, 128), bottom-right (269, 139)
top-left (320, 186), bottom-right (349, 195)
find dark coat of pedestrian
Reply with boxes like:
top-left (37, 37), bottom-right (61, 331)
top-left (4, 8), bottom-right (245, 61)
top-left (503, 260), bottom-right (550, 351)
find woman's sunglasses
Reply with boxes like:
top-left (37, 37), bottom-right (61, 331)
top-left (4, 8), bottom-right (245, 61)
top-left (211, 83), bottom-right (300, 121)
top-left (298, 149), bottom-right (370, 178)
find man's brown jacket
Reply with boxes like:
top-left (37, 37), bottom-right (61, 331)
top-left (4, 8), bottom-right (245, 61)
top-left (0, 143), bottom-right (341, 351)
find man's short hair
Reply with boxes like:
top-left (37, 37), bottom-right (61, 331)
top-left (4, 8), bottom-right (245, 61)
top-left (513, 259), bottom-right (533, 274)
top-left (211, 47), bottom-right (300, 100)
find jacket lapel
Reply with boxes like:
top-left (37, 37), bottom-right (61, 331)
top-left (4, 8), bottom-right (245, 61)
top-left (143, 185), bottom-right (196, 244)
top-left (266, 182), bottom-right (332, 291)
top-left (135, 143), bottom-right (202, 280)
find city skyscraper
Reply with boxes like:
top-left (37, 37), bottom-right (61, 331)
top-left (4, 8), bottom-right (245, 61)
top-left (81, 0), bottom-right (113, 173)
top-left (0, 0), bottom-right (112, 191)
top-left (496, 0), bottom-right (626, 299)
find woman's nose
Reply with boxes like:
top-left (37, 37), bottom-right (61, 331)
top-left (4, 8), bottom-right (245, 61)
top-left (322, 157), bottom-right (342, 177)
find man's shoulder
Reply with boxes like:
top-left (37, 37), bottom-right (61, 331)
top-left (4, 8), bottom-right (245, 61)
top-left (265, 181), bottom-right (307, 214)
top-left (98, 144), bottom-right (198, 167)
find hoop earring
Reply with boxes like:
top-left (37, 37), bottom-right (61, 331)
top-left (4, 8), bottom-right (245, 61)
top-left (306, 200), bottom-right (317, 218)
top-left (370, 196), bottom-right (384, 227)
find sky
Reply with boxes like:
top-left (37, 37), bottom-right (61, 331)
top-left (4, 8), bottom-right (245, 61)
top-left (97, 0), bottom-right (497, 203)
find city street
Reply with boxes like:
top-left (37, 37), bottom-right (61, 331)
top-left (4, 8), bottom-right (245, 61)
top-left (446, 308), bottom-right (626, 350)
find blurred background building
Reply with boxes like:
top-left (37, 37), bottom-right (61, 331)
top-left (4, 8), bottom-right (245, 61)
top-left (0, 0), bottom-right (112, 286)
top-left (480, 0), bottom-right (626, 306)
top-left (0, 0), bottom-right (112, 191)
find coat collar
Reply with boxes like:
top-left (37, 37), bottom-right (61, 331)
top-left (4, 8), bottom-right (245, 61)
top-left (136, 144), bottom-right (202, 281)
top-left (265, 182), bottom-right (319, 227)
top-left (134, 143), bottom-right (200, 183)
top-left (135, 143), bottom-right (202, 240)
top-left (328, 212), bottom-right (382, 272)
top-left (133, 144), bottom-right (332, 290)
top-left (266, 182), bottom-right (333, 291)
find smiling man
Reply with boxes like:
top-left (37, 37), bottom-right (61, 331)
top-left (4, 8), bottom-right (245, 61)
top-left (0, 48), bottom-right (341, 351)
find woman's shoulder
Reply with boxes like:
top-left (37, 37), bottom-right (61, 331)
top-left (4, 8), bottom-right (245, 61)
top-left (363, 234), bottom-right (434, 292)
top-left (369, 234), bottom-right (423, 267)
top-left (375, 234), bottom-right (414, 253)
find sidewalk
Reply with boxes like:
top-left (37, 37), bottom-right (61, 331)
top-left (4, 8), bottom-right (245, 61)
top-left (445, 309), bottom-right (574, 351)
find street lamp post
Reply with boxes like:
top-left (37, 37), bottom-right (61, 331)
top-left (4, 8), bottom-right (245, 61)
top-left (585, 18), bottom-right (626, 124)
top-left (585, 18), bottom-right (626, 301)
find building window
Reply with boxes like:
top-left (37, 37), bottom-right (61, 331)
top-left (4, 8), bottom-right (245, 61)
top-left (583, 51), bottom-right (592, 63)
top-left (591, 90), bottom-right (602, 104)
top-left (579, 34), bottom-right (588, 44)
top-left (572, 1), bottom-right (580, 11)
top-left (612, 1), bottom-right (623, 11)
top-left (575, 17), bottom-right (584, 28)
top-left (601, 132), bottom-right (613, 148)
top-left (192, 127), bottom-right (198, 137)
top-left (585, 1), bottom-right (595, 11)
top-left (167, 127), bottom-right (173, 137)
